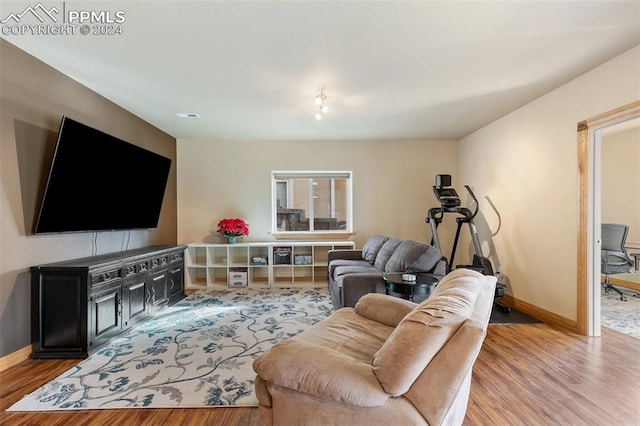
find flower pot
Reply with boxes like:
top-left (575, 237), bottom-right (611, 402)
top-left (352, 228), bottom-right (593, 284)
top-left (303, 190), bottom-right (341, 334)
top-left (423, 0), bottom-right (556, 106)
top-left (226, 235), bottom-right (240, 244)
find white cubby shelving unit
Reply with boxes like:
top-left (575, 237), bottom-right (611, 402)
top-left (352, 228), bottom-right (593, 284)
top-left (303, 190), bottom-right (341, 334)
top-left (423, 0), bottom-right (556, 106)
top-left (185, 241), bottom-right (355, 289)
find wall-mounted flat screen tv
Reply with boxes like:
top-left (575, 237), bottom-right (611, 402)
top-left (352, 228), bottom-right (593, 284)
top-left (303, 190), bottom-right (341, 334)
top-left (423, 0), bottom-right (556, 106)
top-left (35, 117), bottom-right (172, 234)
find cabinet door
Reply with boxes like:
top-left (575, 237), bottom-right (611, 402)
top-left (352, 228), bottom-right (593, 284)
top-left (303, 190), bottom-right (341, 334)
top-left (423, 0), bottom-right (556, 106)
top-left (88, 282), bottom-right (123, 351)
top-left (168, 264), bottom-right (184, 304)
top-left (123, 276), bottom-right (147, 327)
top-left (32, 272), bottom-right (87, 358)
top-left (147, 270), bottom-right (168, 313)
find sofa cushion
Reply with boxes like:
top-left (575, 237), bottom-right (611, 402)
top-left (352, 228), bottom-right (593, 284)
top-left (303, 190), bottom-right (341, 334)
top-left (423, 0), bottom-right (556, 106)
top-left (362, 235), bottom-right (390, 264)
top-left (406, 244), bottom-right (442, 273)
top-left (372, 269), bottom-right (482, 396)
top-left (252, 308), bottom-right (395, 408)
top-left (329, 259), bottom-right (371, 277)
top-left (293, 308), bottom-right (395, 362)
top-left (334, 265), bottom-right (381, 279)
top-left (373, 238), bottom-right (403, 271)
top-left (384, 240), bottom-right (439, 273)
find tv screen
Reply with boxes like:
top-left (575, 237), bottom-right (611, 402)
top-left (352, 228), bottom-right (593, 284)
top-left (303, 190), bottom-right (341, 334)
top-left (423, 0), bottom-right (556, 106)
top-left (35, 117), bottom-right (172, 234)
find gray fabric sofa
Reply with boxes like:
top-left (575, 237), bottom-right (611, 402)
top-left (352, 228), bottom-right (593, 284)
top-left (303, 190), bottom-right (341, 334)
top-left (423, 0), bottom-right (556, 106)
top-left (328, 235), bottom-right (446, 309)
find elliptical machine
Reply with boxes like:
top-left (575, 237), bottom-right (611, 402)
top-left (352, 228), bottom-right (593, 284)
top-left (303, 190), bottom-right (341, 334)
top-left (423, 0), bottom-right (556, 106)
top-left (425, 174), bottom-right (510, 313)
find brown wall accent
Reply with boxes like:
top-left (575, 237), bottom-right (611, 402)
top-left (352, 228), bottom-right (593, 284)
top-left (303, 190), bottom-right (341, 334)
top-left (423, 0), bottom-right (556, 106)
top-left (0, 40), bottom-right (178, 358)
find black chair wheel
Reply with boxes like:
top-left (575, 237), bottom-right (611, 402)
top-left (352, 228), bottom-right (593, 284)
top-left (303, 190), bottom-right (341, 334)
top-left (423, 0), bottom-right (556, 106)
top-left (620, 296), bottom-right (627, 301)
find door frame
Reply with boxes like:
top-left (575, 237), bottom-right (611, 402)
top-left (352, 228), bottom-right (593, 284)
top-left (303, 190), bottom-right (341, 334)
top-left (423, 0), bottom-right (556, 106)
top-left (576, 100), bottom-right (640, 336)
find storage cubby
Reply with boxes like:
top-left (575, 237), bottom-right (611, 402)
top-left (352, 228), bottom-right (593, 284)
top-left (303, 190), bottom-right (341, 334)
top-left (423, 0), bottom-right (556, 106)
top-left (185, 241), bottom-right (355, 289)
top-left (229, 247), bottom-right (248, 267)
top-left (249, 266), bottom-right (270, 283)
top-left (210, 267), bottom-right (227, 284)
top-left (293, 265), bottom-right (313, 283)
top-left (210, 246), bottom-right (227, 266)
top-left (273, 264), bottom-right (293, 283)
top-left (249, 246), bottom-right (269, 265)
top-left (273, 246), bottom-right (293, 265)
top-left (190, 246), bottom-right (207, 266)
top-left (187, 267), bottom-right (207, 286)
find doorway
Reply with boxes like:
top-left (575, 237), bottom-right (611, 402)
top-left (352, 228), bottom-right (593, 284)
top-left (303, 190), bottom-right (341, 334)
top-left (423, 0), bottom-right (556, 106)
top-left (577, 101), bottom-right (640, 336)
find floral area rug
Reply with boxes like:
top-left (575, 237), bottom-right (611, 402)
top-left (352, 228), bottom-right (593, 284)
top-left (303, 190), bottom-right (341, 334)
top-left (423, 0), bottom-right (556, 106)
top-left (601, 286), bottom-right (640, 339)
top-left (8, 287), bottom-right (332, 411)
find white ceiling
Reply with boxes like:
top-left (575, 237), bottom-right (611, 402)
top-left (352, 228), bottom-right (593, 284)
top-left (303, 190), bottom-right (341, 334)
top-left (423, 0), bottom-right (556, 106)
top-left (2, 1), bottom-right (640, 140)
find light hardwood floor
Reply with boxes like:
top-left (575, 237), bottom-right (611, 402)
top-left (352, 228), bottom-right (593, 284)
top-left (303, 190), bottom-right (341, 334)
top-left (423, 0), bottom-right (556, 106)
top-left (1, 324), bottom-right (638, 425)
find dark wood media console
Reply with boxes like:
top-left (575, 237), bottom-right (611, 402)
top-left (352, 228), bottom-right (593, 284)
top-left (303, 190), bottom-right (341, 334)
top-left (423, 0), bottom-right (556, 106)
top-left (31, 245), bottom-right (187, 359)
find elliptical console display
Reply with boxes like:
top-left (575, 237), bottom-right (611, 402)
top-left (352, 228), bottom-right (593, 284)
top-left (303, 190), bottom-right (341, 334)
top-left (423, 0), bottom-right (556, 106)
top-left (432, 173), bottom-right (461, 210)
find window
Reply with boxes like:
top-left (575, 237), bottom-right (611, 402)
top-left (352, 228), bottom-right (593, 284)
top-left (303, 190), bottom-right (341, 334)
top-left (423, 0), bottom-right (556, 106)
top-left (271, 171), bottom-right (353, 235)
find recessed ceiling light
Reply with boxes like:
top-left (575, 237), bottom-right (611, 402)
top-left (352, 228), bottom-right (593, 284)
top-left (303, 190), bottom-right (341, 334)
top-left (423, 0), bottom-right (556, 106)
top-left (176, 112), bottom-right (200, 118)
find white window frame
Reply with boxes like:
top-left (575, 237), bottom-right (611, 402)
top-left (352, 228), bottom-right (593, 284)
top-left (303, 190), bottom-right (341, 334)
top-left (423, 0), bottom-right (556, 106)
top-left (271, 170), bottom-right (353, 237)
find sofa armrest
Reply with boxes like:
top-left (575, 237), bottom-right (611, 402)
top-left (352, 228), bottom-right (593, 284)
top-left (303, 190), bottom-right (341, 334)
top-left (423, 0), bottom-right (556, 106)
top-left (328, 249), bottom-right (363, 262)
top-left (432, 257), bottom-right (447, 278)
top-left (340, 274), bottom-right (386, 308)
top-left (355, 293), bottom-right (417, 327)
top-left (253, 339), bottom-right (389, 407)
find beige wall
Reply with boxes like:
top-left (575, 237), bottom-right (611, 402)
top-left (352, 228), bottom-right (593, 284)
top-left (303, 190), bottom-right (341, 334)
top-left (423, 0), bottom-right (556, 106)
top-left (0, 40), bottom-right (178, 357)
top-left (177, 139), bottom-right (458, 250)
top-left (458, 45), bottom-right (640, 321)
top-left (602, 124), bottom-right (640, 245)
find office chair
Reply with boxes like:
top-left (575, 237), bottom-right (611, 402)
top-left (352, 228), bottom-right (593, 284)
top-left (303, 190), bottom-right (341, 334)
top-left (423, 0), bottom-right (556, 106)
top-left (601, 223), bottom-right (633, 301)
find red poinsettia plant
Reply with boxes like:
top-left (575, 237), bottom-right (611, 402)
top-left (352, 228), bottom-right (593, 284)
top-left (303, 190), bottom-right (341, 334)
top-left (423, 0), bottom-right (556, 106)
top-left (216, 218), bottom-right (249, 237)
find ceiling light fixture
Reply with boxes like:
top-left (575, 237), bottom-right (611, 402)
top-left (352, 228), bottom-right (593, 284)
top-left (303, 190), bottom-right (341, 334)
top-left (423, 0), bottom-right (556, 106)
top-left (176, 112), bottom-right (200, 118)
top-left (314, 87), bottom-right (328, 120)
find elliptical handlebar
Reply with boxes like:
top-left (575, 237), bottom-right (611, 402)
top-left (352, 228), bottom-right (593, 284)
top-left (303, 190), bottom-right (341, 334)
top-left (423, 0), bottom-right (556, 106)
top-left (461, 185), bottom-right (479, 222)
top-left (427, 183), bottom-right (480, 224)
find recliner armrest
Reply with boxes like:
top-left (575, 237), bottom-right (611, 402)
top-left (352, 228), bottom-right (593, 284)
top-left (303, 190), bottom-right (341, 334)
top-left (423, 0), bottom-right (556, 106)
top-left (355, 293), bottom-right (417, 327)
top-left (253, 339), bottom-right (389, 407)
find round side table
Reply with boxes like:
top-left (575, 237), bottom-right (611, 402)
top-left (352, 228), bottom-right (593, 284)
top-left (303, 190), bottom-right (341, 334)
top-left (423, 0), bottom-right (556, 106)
top-left (382, 273), bottom-right (439, 302)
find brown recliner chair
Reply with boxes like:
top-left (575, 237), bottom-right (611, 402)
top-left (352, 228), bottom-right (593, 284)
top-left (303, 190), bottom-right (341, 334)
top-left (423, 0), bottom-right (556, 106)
top-left (253, 268), bottom-right (497, 425)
